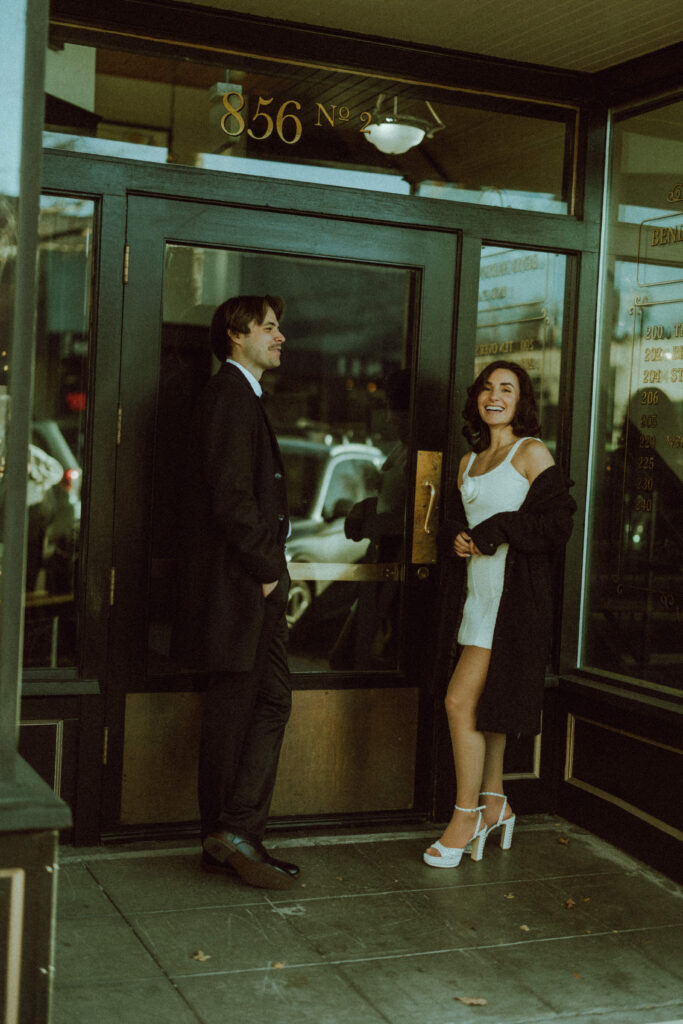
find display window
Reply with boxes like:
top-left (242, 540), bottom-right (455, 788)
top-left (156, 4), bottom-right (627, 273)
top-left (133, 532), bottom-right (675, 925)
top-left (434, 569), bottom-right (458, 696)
top-left (582, 96), bottom-right (683, 692)
top-left (475, 246), bottom-right (568, 454)
top-left (22, 196), bottom-right (94, 669)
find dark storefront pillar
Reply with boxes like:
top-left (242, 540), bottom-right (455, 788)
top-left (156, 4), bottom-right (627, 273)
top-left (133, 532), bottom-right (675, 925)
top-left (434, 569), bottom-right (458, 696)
top-left (1, 0), bottom-right (71, 1021)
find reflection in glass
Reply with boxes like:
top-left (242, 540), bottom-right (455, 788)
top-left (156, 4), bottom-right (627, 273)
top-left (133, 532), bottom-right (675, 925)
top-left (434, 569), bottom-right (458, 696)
top-left (44, 40), bottom-right (572, 215)
top-left (22, 196), bottom-right (93, 668)
top-left (582, 98), bottom-right (683, 690)
top-left (281, 438), bottom-right (384, 632)
top-left (148, 245), bottom-right (413, 674)
top-left (475, 246), bottom-right (567, 454)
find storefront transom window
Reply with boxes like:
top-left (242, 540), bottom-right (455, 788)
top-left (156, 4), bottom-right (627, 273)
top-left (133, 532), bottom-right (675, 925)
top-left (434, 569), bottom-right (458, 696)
top-left (43, 36), bottom-right (575, 216)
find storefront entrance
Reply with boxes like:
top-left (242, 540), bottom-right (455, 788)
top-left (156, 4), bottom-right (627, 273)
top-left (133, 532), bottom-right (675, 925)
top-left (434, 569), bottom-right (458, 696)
top-left (25, 148), bottom-right (577, 842)
top-left (5, 0), bottom-right (678, 896)
top-left (104, 191), bottom-right (460, 833)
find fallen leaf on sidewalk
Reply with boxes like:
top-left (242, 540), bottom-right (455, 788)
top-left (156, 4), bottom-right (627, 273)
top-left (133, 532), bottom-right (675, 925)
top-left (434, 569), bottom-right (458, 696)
top-left (564, 897), bottom-right (577, 910)
top-left (520, 924), bottom-right (530, 932)
top-left (455, 996), bottom-right (488, 1006)
top-left (272, 961), bottom-right (286, 969)
top-left (504, 892), bottom-right (515, 899)
top-left (557, 837), bottom-right (570, 845)
top-left (191, 950), bottom-right (211, 962)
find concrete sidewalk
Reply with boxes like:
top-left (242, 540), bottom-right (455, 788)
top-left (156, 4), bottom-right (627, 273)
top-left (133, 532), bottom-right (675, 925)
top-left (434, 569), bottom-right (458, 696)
top-left (53, 816), bottom-right (683, 1024)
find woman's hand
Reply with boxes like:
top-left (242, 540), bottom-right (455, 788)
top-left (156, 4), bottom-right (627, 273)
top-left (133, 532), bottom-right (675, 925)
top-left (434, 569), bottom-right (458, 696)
top-left (454, 531), bottom-right (482, 557)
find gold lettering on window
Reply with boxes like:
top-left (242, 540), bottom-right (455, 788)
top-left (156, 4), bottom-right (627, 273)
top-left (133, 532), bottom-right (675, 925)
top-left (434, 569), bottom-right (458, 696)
top-left (650, 224), bottom-right (683, 246)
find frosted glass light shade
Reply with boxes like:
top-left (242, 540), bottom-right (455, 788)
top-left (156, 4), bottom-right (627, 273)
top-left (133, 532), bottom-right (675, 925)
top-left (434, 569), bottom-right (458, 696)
top-left (364, 120), bottom-right (426, 155)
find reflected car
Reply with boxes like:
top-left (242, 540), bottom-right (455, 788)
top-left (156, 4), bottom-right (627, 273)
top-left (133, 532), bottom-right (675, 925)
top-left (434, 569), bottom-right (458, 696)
top-left (32, 419), bottom-right (82, 509)
top-left (279, 437), bottom-right (384, 626)
top-left (29, 420), bottom-right (82, 593)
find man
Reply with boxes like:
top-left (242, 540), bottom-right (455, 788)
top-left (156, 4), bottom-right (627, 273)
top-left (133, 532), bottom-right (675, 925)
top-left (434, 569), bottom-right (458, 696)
top-left (173, 294), bottom-right (298, 890)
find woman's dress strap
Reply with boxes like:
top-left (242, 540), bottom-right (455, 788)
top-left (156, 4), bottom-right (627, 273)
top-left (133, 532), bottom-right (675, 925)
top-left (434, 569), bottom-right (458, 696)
top-left (463, 451), bottom-right (477, 477)
top-left (504, 436), bottom-right (540, 463)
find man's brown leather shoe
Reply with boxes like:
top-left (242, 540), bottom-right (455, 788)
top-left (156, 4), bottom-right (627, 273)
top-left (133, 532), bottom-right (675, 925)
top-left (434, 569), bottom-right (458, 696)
top-left (202, 831), bottom-right (296, 890)
top-left (254, 840), bottom-right (300, 877)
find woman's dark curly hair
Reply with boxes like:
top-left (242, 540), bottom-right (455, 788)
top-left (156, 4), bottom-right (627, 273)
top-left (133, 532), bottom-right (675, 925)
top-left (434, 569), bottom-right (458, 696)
top-left (462, 360), bottom-right (541, 452)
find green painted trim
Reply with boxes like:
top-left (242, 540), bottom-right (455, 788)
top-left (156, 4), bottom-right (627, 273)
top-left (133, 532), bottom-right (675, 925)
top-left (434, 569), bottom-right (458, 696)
top-left (0, 756), bottom-right (71, 833)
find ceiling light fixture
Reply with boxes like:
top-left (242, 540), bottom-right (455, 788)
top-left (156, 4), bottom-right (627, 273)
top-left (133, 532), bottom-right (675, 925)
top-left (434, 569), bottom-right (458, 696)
top-left (364, 95), bottom-right (445, 155)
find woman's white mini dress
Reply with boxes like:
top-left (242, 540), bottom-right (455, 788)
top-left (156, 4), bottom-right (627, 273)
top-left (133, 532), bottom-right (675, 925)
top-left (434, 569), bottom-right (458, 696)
top-left (457, 437), bottom-right (539, 650)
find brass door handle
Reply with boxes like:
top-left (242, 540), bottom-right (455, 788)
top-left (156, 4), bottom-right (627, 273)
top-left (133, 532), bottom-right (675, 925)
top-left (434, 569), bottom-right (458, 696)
top-left (423, 480), bottom-right (438, 534)
top-left (411, 450), bottom-right (442, 565)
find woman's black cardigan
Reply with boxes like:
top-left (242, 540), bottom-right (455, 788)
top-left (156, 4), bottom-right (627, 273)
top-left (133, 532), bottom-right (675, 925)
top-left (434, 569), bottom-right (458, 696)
top-left (435, 464), bottom-right (577, 736)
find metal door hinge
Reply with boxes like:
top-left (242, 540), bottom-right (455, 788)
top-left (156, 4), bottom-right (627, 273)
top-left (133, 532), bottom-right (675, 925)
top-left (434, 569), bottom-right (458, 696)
top-left (109, 567), bottom-right (116, 606)
top-left (116, 406), bottom-right (122, 445)
top-left (102, 726), bottom-right (109, 766)
top-left (123, 244), bottom-right (130, 284)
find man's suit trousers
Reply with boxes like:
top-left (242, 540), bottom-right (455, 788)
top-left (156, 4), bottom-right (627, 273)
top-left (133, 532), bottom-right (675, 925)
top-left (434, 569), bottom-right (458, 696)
top-left (198, 573), bottom-right (291, 842)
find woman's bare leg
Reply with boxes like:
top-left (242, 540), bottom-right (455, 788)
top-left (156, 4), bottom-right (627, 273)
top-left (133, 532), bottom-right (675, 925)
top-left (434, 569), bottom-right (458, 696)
top-left (480, 731), bottom-right (514, 828)
top-left (425, 645), bottom-right (490, 855)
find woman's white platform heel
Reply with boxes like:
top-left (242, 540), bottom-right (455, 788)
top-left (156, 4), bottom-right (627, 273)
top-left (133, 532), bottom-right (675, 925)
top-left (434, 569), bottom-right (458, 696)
top-left (423, 805), bottom-right (488, 868)
top-left (481, 791), bottom-right (516, 849)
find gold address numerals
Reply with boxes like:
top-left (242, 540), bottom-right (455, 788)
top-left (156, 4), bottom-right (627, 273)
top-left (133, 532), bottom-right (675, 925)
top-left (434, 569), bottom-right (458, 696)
top-left (220, 92), bottom-right (374, 144)
top-left (221, 93), bottom-right (303, 144)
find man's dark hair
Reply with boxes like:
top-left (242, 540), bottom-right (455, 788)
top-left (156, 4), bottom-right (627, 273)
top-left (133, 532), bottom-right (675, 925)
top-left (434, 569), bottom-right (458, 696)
top-left (462, 359), bottom-right (541, 452)
top-left (209, 294), bottom-right (284, 361)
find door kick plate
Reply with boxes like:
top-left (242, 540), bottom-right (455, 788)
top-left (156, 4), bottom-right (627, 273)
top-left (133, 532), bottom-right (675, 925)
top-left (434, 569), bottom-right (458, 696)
top-left (287, 562), bottom-right (401, 582)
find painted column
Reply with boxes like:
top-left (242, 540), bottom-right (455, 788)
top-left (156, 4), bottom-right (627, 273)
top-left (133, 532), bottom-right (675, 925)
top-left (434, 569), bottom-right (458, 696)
top-left (0, 4), bottom-right (72, 1023)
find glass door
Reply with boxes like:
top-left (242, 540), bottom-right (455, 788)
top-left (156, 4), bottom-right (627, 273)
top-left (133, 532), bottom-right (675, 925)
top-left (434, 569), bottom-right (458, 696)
top-left (107, 195), bottom-right (458, 832)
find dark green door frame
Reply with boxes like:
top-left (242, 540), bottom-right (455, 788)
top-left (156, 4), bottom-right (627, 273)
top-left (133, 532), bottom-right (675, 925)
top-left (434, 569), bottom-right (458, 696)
top-left (108, 193), bottom-right (458, 833)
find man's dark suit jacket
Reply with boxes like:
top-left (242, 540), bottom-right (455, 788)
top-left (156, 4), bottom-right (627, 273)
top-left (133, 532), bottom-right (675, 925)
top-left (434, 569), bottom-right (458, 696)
top-left (172, 363), bottom-right (289, 673)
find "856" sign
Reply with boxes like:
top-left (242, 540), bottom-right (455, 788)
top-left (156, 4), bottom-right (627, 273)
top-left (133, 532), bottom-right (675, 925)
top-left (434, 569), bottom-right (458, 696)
top-left (220, 92), bottom-right (374, 145)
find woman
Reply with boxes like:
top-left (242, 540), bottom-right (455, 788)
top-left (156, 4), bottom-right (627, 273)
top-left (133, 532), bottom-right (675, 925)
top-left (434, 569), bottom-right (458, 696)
top-left (424, 360), bottom-right (575, 868)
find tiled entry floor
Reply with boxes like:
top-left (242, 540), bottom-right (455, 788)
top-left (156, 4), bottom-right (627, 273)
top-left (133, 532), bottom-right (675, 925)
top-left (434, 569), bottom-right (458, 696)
top-left (54, 816), bottom-right (683, 1024)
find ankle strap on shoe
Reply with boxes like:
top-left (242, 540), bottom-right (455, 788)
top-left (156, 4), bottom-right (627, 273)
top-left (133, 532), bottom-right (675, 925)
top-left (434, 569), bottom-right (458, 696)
top-left (454, 804), bottom-right (485, 812)
top-left (480, 792), bottom-right (505, 798)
